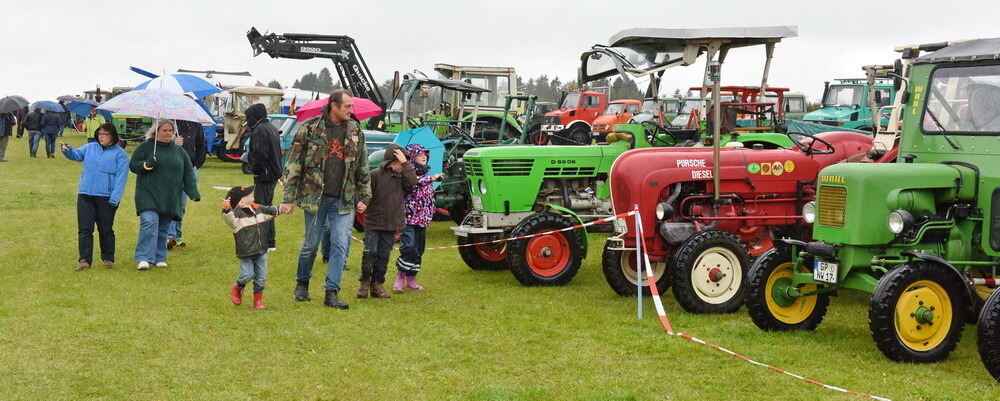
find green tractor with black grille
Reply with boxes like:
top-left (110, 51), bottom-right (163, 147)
top-left (746, 38), bottom-right (1000, 363)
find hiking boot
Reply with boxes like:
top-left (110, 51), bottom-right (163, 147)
top-left (357, 280), bottom-right (370, 299)
top-left (102, 260), bottom-right (114, 269)
top-left (75, 260), bottom-right (91, 271)
top-left (231, 284), bottom-right (244, 305)
top-left (174, 239), bottom-right (187, 248)
top-left (167, 238), bottom-right (176, 249)
top-left (392, 271), bottom-right (406, 292)
top-left (370, 282), bottom-right (391, 298)
top-left (137, 261), bottom-right (150, 271)
top-left (405, 275), bottom-right (424, 291)
top-left (253, 292), bottom-right (265, 310)
top-left (323, 290), bottom-right (349, 309)
top-left (294, 281), bottom-right (310, 302)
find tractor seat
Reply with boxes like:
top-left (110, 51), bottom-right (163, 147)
top-left (606, 132), bottom-right (633, 144)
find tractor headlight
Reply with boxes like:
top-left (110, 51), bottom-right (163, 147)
top-left (887, 210), bottom-right (915, 234)
top-left (655, 202), bottom-right (674, 220)
top-left (479, 179), bottom-right (487, 195)
top-left (802, 201), bottom-right (817, 224)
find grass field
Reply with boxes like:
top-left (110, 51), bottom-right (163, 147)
top-left (1, 132), bottom-right (998, 400)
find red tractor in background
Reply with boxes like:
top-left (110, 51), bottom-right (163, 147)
top-left (538, 90), bottom-right (608, 145)
top-left (603, 131), bottom-right (882, 313)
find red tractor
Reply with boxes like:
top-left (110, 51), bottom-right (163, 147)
top-left (603, 131), bottom-right (880, 313)
top-left (538, 90), bottom-right (609, 145)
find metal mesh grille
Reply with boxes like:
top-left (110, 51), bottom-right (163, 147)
top-left (818, 185), bottom-right (847, 227)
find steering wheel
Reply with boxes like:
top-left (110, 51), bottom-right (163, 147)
top-left (787, 131), bottom-right (835, 155)
top-left (641, 120), bottom-right (677, 147)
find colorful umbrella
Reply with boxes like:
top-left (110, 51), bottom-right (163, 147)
top-left (134, 74), bottom-right (223, 98)
top-left (0, 95), bottom-right (29, 113)
top-left (97, 88), bottom-right (214, 124)
top-left (295, 96), bottom-right (382, 122)
top-left (67, 99), bottom-right (113, 121)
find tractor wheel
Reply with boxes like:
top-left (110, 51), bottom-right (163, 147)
top-left (450, 198), bottom-right (471, 225)
top-left (531, 130), bottom-right (550, 145)
top-left (977, 289), bottom-right (1000, 381)
top-left (353, 212), bottom-right (365, 233)
top-left (551, 126), bottom-right (590, 146)
top-left (507, 212), bottom-right (585, 286)
top-left (601, 241), bottom-right (669, 296)
top-left (457, 234), bottom-right (508, 271)
top-left (869, 261), bottom-right (968, 363)
top-left (745, 248), bottom-right (829, 331)
top-left (670, 230), bottom-right (751, 313)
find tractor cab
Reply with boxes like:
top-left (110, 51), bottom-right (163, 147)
top-left (220, 86), bottom-right (283, 160)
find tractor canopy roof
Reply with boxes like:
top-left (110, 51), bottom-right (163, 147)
top-left (410, 78), bottom-right (490, 94)
top-left (580, 26), bottom-right (797, 83)
top-left (229, 86), bottom-right (284, 96)
top-left (914, 38), bottom-right (1000, 64)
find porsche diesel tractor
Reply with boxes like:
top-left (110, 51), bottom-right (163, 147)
top-left (745, 38), bottom-right (1000, 363)
top-left (452, 26), bottom-right (808, 287)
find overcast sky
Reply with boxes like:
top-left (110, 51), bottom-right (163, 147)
top-left (2, 0), bottom-right (998, 102)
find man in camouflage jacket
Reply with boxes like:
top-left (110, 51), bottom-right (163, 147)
top-left (280, 89), bottom-right (371, 310)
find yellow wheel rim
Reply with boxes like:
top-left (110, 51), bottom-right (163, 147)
top-left (894, 280), bottom-right (953, 352)
top-left (764, 262), bottom-right (819, 324)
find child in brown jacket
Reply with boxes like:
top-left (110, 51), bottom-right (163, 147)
top-left (358, 144), bottom-right (417, 298)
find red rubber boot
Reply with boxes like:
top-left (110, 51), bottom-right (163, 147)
top-left (253, 291), bottom-right (265, 310)
top-left (231, 284), bottom-right (244, 305)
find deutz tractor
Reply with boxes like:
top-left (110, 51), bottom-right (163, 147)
top-left (745, 38), bottom-right (1000, 363)
top-left (451, 26), bottom-right (805, 286)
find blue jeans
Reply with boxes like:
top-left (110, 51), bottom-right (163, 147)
top-left (28, 130), bottom-right (42, 156)
top-left (238, 253), bottom-right (268, 292)
top-left (168, 169), bottom-right (198, 240)
top-left (44, 132), bottom-right (56, 155)
top-left (296, 196), bottom-right (353, 291)
top-left (135, 210), bottom-right (171, 263)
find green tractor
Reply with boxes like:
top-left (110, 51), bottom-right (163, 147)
top-left (451, 26), bottom-right (802, 285)
top-left (746, 38), bottom-right (1000, 363)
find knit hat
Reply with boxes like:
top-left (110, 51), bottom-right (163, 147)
top-left (226, 185), bottom-right (256, 205)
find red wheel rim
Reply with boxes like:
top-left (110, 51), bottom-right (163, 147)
top-left (473, 236), bottom-right (506, 262)
top-left (525, 231), bottom-right (571, 277)
top-left (532, 131), bottom-right (548, 145)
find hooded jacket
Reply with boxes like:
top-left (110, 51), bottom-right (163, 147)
top-left (364, 143), bottom-right (417, 231)
top-left (403, 144), bottom-right (436, 227)
top-left (62, 142), bottom-right (130, 206)
top-left (176, 120), bottom-right (206, 168)
top-left (222, 204), bottom-right (278, 258)
top-left (128, 139), bottom-right (201, 219)
top-left (40, 112), bottom-right (61, 135)
top-left (245, 103), bottom-right (281, 183)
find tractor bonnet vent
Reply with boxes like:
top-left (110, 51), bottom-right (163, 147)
top-left (544, 167), bottom-right (597, 177)
top-left (490, 159), bottom-right (534, 176)
top-left (465, 160), bottom-right (483, 176)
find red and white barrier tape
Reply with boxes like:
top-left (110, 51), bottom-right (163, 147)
top-left (632, 211), bottom-right (892, 401)
top-left (352, 210), bottom-right (637, 250)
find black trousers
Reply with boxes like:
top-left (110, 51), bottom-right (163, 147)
top-left (360, 230), bottom-right (394, 283)
top-left (253, 179), bottom-right (277, 248)
top-left (77, 194), bottom-right (118, 263)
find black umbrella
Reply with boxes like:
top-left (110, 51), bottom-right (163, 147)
top-left (0, 95), bottom-right (29, 113)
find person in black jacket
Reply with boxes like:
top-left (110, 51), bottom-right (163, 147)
top-left (0, 112), bottom-right (14, 162)
top-left (166, 119), bottom-right (206, 249)
top-left (244, 103), bottom-right (282, 250)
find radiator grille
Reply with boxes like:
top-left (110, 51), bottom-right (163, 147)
top-left (544, 167), bottom-right (597, 177)
top-left (490, 159), bottom-right (533, 176)
top-left (465, 160), bottom-right (483, 176)
top-left (818, 185), bottom-right (847, 227)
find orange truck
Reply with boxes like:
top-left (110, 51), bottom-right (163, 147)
top-left (590, 99), bottom-right (641, 142)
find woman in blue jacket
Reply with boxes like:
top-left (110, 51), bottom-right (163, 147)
top-left (61, 123), bottom-right (129, 270)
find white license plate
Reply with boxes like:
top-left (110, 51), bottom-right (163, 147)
top-left (471, 195), bottom-right (483, 210)
top-left (813, 260), bottom-right (838, 284)
top-left (613, 217), bottom-right (628, 234)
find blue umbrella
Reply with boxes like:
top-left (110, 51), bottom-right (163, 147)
top-left (393, 127), bottom-right (445, 189)
top-left (32, 100), bottom-right (65, 112)
top-left (67, 100), bottom-right (113, 120)
top-left (134, 73), bottom-right (222, 98)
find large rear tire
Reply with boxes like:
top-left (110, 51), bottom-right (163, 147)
top-left (670, 230), bottom-right (751, 313)
top-left (601, 240), bottom-right (669, 296)
top-left (458, 234), bottom-right (508, 271)
top-left (977, 289), bottom-right (1000, 381)
top-left (745, 248), bottom-right (829, 331)
top-left (550, 126), bottom-right (590, 146)
top-left (507, 212), bottom-right (585, 286)
top-left (869, 261), bottom-right (968, 363)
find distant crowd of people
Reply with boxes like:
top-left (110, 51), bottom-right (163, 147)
top-left (45, 89), bottom-right (435, 311)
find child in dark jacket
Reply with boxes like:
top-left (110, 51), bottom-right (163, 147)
top-left (359, 143), bottom-right (417, 299)
top-left (394, 144), bottom-right (442, 291)
top-left (222, 185), bottom-right (280, 310)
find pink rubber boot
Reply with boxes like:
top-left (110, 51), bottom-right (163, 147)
top-left (405, 274), bottom-right (424, 291)
top-left (392, 271), bottom-right (406, 292)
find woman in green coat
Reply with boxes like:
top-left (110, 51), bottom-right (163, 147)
top-left (129, 120), bottom-right (200, 270)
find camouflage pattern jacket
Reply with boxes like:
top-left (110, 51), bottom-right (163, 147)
top-left (281, 114), bottom-right (371, 214)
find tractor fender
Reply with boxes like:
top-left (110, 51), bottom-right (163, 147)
top-left (565, 120), bottom-right (592, 131)
top-left (544, 203), bottom-right (589, 258)
top-left (900, 251), bottom-right (975, 305)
